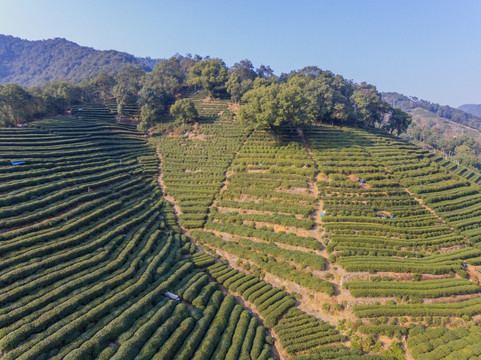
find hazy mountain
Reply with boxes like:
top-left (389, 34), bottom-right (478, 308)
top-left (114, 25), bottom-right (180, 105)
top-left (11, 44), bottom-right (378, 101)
top-left (459, 104), bottom-right (481, 118)
top-left (0, 34), bottom-right (159, 87)
top-left (382, 92), bottom-right (481, 130)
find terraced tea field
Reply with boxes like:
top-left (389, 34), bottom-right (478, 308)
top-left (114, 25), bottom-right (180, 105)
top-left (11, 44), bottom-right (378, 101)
top-left (154, 98), bottom-right (481, 359)
top-left (0, 106), bottom-right (272, 360)
top-left (5, 96), bottom-right (481, 360)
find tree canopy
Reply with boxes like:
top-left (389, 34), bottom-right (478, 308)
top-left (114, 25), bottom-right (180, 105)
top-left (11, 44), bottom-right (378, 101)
top-left (170, 99), bottom-right (199, 124)
top-left (187, 59), bottom-right (228, 97)
top-left (385, 108), bottom-right (412, 135)
top-left (238, 67), bottom-right (410, 133)
top-left (0, 84), bottom-right (35, 126)
top-left (0, 53), bottom-right (412, 140)
top-left (238, 78), bottom-right (309, 130)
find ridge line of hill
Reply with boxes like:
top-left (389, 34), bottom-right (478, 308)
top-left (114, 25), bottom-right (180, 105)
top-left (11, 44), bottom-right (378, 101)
top-left (0, 34), bottom-right (160, 87)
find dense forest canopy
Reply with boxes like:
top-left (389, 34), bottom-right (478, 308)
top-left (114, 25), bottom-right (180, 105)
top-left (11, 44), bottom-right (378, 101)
top-left (237, 67), bottom-right (408, 133)
top-left (0, 54), bottom-right (411, 137)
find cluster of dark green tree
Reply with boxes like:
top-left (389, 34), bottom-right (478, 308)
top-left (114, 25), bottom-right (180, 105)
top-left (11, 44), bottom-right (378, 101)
top-left (0, 56), bottom-right (251, 129)
top-left (383, 92), bottom-right (481, 130)
top-left (1, 54), bottom-right (411, 135)
top-left (162, 59), bottom-right (411, 134)
top-left (0, 76), bottom-right (111, 126)
top-left (236, 67), bottom-right (411, 134)
top-left (0, 80), bottom-right (94, 127)
top-left (0, 55), bottom-right (193, 128)
top-left (0, 84), bottom-right (39, 127)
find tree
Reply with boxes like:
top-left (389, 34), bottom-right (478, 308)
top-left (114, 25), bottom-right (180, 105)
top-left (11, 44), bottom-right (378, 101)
top-left (112, 84), bottom-right (134, 118)
top-left (144, 56), bottom-right (186, 97)
top-left (384, 108), bottom-right (412, 134)
top-left (137, 104), bottom-right (156, 134)
top-left (232, 59), bottom-right (257, 82)
top-left (256, 65), bottom-right (274, 79)
top-left (170, 99), bottom-right (199, 124)
top-left (137, 86), bottom-right (169, 114)
top-left (226, 72), bottom-right (253, 103)
top-left (187, 59), bottom-right (228, 97)
top-left (115, 65), bottom-right (145, 93)
top-left (91, 72), bottom-right (116, 101)
top-left (136, 86), bottom-right (170, 133)
top-left (238, 79), bottom-right (309, 130)
top-left (180, 54), bottom-right (197, 74)
top-left (350, 83), bottom-right (389, 127)
top-left (226, 59), bottom-right (257, 103)
top-left (43, 80), bottom-right (82, 111)
top-left (226, 73), bottom-right (242, 103)
top-left (0, 84), bottom-right (35, 126)
top-left (454, 144), bottom-right (480, 168)
top-left (298, 69), bottom-right (353, 125)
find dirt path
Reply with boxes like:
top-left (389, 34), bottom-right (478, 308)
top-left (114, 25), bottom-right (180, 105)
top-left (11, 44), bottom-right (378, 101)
top-left (216, 206), bottom-right (305, 219)
top-left (295, 128), bottom-right (365, 324)
top-left (156, 149), bottom-right (182, 218)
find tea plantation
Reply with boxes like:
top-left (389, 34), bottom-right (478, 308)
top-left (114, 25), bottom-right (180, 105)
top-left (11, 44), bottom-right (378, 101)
top-left (3, 98), bottom-right (481, 360)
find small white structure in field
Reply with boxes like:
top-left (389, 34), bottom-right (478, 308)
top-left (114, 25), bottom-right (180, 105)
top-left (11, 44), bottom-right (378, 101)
top-left (164, 292), bottom-right (180, 302)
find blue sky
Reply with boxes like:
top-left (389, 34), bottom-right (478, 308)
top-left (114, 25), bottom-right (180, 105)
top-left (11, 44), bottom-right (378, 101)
top-left (1, 0), bottom-right (480, 107)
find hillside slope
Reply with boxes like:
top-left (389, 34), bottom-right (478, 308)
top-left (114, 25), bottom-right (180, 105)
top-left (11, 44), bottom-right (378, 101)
top-left (0, 106), bottom-right (276, 360)
top-left (383, 92), bottom-right (481, 131)
top-left (0, 34), bottom-right (158, 86)
top-left (151, 92), bottom-right (481, 359)
top-left (383, 92), bottom-right (481, 165)
top-left (459, 104), bottom-right (481, 117)
top-left (4, 97), bottom-right (481, 359)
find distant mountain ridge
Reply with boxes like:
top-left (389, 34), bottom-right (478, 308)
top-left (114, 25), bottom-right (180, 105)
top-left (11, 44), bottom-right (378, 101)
top-left (459, 104), bottom-right (481, 118)
top-left (0, 34), bottom-right (160, 87)
top-left (382, 91), bottom-right (481, 169)
top-left (382, 92), bottom-right (481, 130)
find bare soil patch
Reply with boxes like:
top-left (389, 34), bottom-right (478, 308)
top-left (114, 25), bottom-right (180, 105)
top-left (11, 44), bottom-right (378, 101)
top-left (348, 174), bottom-right (371, 189)
top-left (187, 132), bottom-right (208, 141)
top-left (184, 169), bottom-right (203, 173)
top-left (247, 169), bottom-right (268, 173)
top-left (228, 103), bottom-right (240, 113)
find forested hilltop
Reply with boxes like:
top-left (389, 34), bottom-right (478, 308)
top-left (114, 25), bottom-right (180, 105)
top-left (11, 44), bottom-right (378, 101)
top-left (0, 56), bottom-right (411, 136)
top-left (0, 35), bottom-right (159, 86)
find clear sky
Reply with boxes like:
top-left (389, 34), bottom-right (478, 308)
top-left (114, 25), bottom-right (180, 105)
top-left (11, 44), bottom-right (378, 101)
top-left (1, 0), bottom-right (480, 107)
